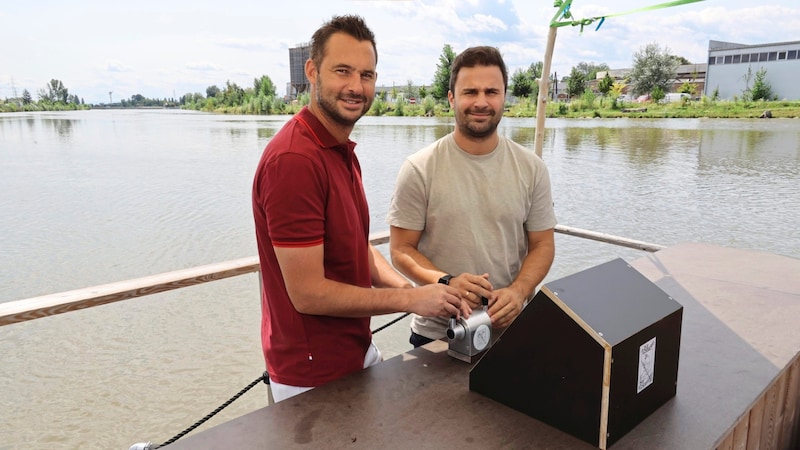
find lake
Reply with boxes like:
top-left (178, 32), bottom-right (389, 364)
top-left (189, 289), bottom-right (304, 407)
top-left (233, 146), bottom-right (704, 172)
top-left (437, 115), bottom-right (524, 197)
top-left (0, 109), bottom-right (798, 449)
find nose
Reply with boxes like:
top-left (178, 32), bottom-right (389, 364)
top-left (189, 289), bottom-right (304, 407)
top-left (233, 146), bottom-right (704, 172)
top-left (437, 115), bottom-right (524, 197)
top-left (473, 92), bottom-right (489, 108)
top-left (345, 73), bottom-right (364, 95)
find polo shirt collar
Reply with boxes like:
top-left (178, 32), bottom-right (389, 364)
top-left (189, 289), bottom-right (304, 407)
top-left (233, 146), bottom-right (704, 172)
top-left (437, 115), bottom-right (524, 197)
top-left (296, 106), bottom-right (356, 156)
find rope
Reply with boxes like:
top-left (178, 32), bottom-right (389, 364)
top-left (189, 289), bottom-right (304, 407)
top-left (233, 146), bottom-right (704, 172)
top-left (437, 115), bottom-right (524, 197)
top-left (145, 312), bottom-right (408, 448)
top-left (371, 312), bottom-right (411, 334)
top-left (152, 371), bottom-right (270, 448)
top-left (551, 0), bottom-right (707, 32)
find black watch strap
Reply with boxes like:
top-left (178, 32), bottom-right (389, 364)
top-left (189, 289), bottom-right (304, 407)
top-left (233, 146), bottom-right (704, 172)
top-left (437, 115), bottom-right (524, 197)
top-left (438, 274), bottom-right (454, 285)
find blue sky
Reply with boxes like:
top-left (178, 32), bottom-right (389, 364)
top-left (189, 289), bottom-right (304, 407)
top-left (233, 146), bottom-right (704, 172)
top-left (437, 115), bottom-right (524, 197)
top-left (2, 0), bottom-right (799, 104)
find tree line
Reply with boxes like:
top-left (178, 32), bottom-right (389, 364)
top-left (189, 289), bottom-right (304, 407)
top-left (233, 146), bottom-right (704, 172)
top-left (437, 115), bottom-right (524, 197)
top-left (2, 41), bottom-right (776, 115)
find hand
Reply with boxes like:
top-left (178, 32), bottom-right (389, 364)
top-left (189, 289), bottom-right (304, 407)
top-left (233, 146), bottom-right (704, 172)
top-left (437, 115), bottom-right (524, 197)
top-left (486, 287), bottom-right (526, 329)
top-left (407, 284), bottom-right (463, 319)
top-left (450, 273), bottom-right (493, 309)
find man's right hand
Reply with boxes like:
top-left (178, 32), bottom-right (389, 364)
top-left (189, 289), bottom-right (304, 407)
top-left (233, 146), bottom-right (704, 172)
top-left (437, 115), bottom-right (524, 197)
top-left (407, 284), bottom-right (464, 319)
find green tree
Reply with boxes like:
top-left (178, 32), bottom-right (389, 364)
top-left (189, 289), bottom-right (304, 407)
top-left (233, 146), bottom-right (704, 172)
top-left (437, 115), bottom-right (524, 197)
top-left (206, 85), bottom-right (220, 98)
top-left (254, 75), bottom-right (277, 98)
top-left (748, 67), bottom-right (773, 101)
top-left (510, 62), bottom-right (543, 99)
top-left (130, 94), bottom-right (145, 106)
top-left (574, 61), bottom-right (610, 83)
top-left (528, 61), bottom-right (544, 81)
top-left (432, 44), bottom-right (456, 101)
top-left (566, 67), bottom-right (586, 98)
top-left (678, 82), bottom-right (696, 96)
top-left (418, 85), bottom-right (428, 98)
top-left (21, 89), bottom-right (32, 104)
top-left (510, 68), bottom-right (533, 98)
top-left (672, 55), bottom-right (691, 65)
top-left (597, 73), bottom-right (614, 97)
top-left (38, 79), bottom-right (68, 103)
top-left (629, 42), bottom-right (678, 97)
top-left (222, 80), bottom-right (244, 106)
top-left (651, 86), bottom-right (665, 103)
top-left (405, 80), bottom-right (417, 99)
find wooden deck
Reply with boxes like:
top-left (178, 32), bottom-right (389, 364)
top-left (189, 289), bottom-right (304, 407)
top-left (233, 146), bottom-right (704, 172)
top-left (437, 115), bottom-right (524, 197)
top-left (164, 243), bottom-right (800, 449)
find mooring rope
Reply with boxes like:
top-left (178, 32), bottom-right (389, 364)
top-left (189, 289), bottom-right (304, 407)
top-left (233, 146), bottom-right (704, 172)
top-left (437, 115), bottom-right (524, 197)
top-left (139, 312), bottom-right (410, 449)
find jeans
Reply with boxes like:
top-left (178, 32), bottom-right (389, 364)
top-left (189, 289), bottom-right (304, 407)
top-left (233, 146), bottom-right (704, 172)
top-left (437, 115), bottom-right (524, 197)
top-left (409, 331), bottom-right (435, 348)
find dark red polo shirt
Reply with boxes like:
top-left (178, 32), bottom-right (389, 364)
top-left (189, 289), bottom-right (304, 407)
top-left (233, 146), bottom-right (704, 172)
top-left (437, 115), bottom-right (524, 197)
top-left (252, 107), bottom-right (372, 387)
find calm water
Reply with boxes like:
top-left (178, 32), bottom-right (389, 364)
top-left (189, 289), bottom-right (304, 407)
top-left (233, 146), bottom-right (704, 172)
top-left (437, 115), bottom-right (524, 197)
top-left (1, 110), bottom-right (798, 449)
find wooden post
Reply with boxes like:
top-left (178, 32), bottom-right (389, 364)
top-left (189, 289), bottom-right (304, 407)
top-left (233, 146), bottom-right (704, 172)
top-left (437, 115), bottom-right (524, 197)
top-left (534, 26), bottom-right (558, 159)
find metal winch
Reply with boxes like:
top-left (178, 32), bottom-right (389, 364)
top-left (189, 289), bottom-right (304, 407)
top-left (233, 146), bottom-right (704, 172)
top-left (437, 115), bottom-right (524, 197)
top-left (446, 297), bottom-right (492, 363)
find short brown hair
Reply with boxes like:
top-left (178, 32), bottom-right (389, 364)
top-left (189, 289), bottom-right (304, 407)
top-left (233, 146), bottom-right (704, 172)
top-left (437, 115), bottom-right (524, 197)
top-left (449, 46), bottom-right (508, 94)
top-left (310, 15), bottom-right (377, 69)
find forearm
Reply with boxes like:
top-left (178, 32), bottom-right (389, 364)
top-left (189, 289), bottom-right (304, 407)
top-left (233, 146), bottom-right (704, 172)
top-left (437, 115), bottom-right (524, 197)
top-left (369, 244), bottom-right (413, 289)
top-left (508, 234), bottom-right (555, 300)
top-left (294, 276), bottom-right (412, 317)
top-left (390, 244), bottom-right (446, 286)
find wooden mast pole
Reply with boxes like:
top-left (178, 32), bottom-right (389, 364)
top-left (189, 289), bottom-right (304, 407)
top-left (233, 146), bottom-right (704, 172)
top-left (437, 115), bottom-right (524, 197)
top-left (534, 25), bottom-right (558, 159)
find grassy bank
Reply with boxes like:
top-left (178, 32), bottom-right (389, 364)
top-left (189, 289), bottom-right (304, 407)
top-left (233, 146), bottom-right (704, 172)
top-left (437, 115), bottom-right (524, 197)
top-left (506, 97), bottom-right (800, 119)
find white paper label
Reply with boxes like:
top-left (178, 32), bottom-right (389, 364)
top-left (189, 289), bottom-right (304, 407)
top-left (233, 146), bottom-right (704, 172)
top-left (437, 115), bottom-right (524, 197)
top-left (637, 337), bottom-right (656, 394)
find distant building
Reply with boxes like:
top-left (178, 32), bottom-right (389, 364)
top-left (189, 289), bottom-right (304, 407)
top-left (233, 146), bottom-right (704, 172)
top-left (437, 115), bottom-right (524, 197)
top-left (705, 39), bottom-right (800, 100)
top-left (289, 43), bottom-right (311, 99)
top-left (594, 64), bottom-right (706, 99)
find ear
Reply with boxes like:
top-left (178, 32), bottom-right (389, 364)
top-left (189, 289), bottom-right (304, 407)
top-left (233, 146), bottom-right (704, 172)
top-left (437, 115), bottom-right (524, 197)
top-left (305, 59), bottom-right (317, 84)
top-left (447, 90), bottom-right (455, 108)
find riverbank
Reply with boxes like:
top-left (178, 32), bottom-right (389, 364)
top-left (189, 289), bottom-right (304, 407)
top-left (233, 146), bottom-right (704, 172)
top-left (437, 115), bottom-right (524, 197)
top-left (204, 97), bottom-right (800, 120)
top-left (522, 98), bottom-right (800, 119)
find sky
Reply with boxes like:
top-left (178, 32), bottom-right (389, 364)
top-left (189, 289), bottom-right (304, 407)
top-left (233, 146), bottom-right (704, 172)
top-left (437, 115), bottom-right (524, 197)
top-left (2, 0), bottom-right (799, 105)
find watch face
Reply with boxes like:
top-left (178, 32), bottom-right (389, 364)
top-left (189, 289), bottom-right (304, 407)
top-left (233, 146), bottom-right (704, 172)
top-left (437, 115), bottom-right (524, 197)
top-left (473, 324), bottom-right (491, 351)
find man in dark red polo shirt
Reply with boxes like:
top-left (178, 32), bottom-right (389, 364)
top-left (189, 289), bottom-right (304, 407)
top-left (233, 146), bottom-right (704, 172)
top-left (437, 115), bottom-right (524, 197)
top-left (252, 15), bottom-right (464, 402)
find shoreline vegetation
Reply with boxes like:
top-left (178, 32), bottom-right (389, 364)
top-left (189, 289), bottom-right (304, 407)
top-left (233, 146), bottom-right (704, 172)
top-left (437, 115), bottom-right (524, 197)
top-left (5, 97), bottom-right (800, 119)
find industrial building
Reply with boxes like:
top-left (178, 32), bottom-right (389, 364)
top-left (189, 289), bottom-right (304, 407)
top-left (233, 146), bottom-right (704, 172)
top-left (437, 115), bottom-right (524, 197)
top-left (288, 43), bottom-right (311, 99)
top-left (704, 39), bottom-right (800, 100)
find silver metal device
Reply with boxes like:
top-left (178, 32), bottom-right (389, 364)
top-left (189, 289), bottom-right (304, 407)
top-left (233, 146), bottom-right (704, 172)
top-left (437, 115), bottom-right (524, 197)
top-left (446, 298), bottom-right (492, 363)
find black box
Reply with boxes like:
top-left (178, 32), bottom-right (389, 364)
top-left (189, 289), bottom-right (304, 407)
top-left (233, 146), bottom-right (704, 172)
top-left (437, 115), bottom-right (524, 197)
top-left (470, 258), bottom-right (683, 448)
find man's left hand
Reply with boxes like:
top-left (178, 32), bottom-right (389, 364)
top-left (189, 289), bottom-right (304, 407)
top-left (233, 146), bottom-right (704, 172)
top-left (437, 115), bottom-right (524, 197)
top-left (486, 287), bottom-right (526, 329)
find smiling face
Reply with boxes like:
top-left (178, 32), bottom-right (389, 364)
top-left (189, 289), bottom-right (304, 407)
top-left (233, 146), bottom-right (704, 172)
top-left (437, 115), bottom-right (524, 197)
top-left (306, 32), bottom-right (377, 140)
top-left (448, 64), bottom-right (505, 143)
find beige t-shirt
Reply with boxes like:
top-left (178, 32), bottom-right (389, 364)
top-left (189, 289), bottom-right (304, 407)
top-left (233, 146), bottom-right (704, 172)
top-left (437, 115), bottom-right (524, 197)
top-left (386, 133), bottom-right (557, 339)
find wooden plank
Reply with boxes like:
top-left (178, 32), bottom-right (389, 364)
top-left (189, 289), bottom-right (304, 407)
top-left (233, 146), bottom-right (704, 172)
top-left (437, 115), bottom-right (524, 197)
top-left (0, 256), bottom-right (260, 326)
top-left (759, 381), bottom-right (781, 450)
top-left (772, 371), bottom-right (788, 450)
top-left (732, 414), bottom-right (751, 450)
top-left (780, 356), bottom-right (800, 450)
top-left (717, 431), bottom-right (734, 450)
top-left (747, 396), bottom-right (766, 450)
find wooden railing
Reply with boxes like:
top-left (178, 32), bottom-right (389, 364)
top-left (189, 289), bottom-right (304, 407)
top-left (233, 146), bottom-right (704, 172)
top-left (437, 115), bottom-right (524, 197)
top-left (0, 226), bottom-right (664, 327)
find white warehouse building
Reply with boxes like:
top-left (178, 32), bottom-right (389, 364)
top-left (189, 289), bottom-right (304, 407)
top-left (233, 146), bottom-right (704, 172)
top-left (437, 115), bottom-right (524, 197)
top-left (705, 39), bottom-right (800, 100)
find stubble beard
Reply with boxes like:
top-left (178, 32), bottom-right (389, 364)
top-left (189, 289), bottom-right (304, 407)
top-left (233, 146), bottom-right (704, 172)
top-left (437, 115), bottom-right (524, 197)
top-left (457, 107), bottom-right (501, 139)
top-left (315, 78), bottom-right (372, 127)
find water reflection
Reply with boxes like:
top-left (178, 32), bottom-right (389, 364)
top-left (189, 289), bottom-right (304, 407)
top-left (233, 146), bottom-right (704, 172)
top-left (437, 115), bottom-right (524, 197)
top-left (698, 128), bottom-right (800, 176)
top-left (40, 117), bottom-right (78, 142)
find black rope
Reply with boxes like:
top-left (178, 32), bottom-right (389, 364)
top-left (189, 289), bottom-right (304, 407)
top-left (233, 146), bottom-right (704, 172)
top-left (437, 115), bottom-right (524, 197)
top-left (148, 312), bottom-right (409, 448)
top-left (152, 371), bottom-right (269, 449)
top-left (371, 312), bottom-right (411, 334)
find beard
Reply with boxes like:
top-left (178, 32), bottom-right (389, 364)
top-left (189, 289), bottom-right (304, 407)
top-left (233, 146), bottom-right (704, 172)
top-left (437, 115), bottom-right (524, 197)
top-left (315, 78), bottom-right (372, 127)
top-left (455, 106), bottom-right (501, 139)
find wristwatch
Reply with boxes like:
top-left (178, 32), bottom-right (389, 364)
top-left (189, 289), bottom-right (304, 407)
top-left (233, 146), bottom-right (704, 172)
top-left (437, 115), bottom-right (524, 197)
top-left (438, 274), bottom-right (454, 285)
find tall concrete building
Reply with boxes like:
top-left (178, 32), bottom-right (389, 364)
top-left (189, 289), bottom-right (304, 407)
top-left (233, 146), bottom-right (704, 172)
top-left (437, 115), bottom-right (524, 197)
top-left (705, 39), bottom-right (800, 100)
top-left (289, 43), bottom-right (311, 99)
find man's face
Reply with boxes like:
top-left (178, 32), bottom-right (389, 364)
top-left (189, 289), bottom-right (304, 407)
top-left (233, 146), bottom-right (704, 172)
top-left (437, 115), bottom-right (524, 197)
top-left (309, 32), bottom-right (377, 127)
top-left (448, 65), bottom-right (505, 139)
